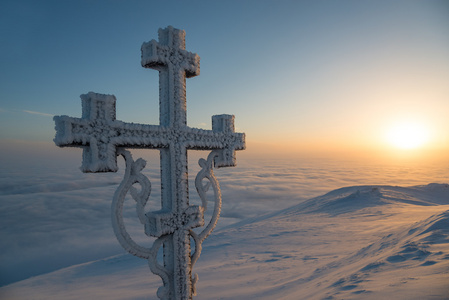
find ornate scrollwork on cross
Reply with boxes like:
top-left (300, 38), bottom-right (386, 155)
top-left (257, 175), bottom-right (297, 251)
top-left (111, 149), bottom-right (152, 259)
top-left (111, 149), bottom-right (224, 299)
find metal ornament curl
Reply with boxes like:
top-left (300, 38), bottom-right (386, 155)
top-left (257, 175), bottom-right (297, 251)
top-left (111, 149), bottom-right (223, 299)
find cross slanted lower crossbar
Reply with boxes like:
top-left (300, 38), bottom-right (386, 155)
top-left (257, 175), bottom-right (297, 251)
top-left (54, 26), bottom-right (245, 300)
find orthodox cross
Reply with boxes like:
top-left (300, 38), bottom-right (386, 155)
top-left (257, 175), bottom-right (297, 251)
top-left (53, 26), bottom-right (245, 300)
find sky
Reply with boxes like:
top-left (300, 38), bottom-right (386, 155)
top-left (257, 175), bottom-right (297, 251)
top-left (0, 0), bottom-right (448, 164)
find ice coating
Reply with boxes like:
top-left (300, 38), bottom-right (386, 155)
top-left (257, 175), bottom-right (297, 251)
top-left (141, 26), bottom-right (200, 79)
top-left (54, 92), bottom-right (118, 172)
top-left (53, 26), bottom-right (245, 300)
top-left (53, 93), bottom-right (244, 173)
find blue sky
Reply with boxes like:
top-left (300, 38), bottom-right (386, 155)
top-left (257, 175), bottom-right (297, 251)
top-left (0, 0), bottom-right (448, 161)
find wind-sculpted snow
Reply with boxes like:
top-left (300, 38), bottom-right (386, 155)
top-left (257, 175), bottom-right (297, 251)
top-left (284, 184), bottom-right (449, 216)
top-left (420, 210), bottom-right (449, 244)
top-left (1, 183), bottom-right (448, 299)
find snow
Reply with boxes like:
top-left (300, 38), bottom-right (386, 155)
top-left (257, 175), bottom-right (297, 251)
top-left (1, 179), bottom-right (448, 299)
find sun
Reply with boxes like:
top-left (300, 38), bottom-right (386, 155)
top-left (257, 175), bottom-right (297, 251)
top-left (386, 121), bottom-right (429, 150)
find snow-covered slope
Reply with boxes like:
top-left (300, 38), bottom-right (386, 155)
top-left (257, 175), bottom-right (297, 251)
top-left (2, 184), bottom-right (448, 299)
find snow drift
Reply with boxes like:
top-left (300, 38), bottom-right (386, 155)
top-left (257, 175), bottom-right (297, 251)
top-left (1, 183), bottom-right (448, 299)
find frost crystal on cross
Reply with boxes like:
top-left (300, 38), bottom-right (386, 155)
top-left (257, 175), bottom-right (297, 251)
top-left (53, 26), bottom-right (245, 300)
top-left (54, 93), bottom-right (119, 172)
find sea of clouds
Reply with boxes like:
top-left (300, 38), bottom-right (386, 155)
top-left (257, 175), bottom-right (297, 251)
top-left (0, 146), bottom-right (447, 286)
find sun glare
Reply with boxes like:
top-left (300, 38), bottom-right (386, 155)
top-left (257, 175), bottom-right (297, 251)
top-left (386, 122), bottom-right (429, 150)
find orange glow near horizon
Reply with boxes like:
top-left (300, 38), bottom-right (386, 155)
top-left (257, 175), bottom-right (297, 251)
top-left (245, 118), bottom-right (448, 164)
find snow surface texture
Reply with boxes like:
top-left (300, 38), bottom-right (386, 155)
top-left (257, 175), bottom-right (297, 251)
top-left (53, 26), bottom-right (245, 300)
top-left (2, 183), bottom-right (448, 299)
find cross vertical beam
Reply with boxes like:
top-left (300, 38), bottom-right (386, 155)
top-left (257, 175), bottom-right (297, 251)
top-left (141, 26), bottom-right (201, 299)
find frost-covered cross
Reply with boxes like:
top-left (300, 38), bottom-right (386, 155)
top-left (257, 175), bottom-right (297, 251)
top-left (54, 26), bottom-right (245, 300)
